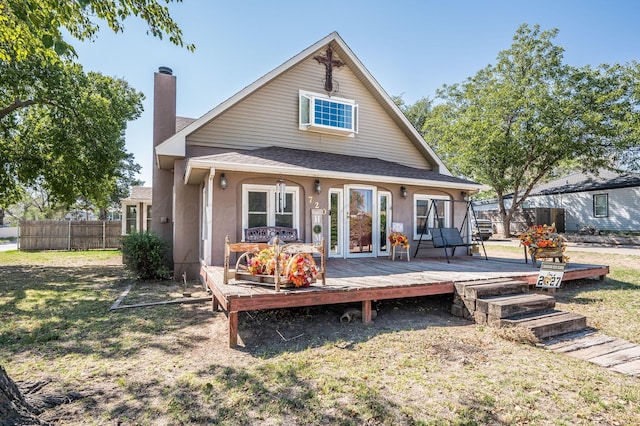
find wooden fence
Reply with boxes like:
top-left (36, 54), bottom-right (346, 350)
top-left (19, 220), bottom-right (123, 250)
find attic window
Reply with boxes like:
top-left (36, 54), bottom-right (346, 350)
top-left (299, 90), bottom-right (358, 136)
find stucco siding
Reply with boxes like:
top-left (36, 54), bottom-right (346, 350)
top-left (203, 169), bottom-right (466, 265)
top-left (187, 56), bottom-right (431, 169)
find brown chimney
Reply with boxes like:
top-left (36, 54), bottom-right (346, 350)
top-left (151, 67), bottom-right (176, 251)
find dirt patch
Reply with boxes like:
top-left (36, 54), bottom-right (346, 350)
top-left (2, 249), bottom-right (639, 425)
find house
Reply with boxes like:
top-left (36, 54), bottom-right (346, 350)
top-left (121, 186), bottom-right (152, 235)
top-left (152, 32), bottom-right (484, 279)
top-left (475, 169), bottom-right (640, 234)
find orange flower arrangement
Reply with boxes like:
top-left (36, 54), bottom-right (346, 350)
top-left (388, 232), bottom-right (409, 248)
top-left (519, 224), bottom-right (569, 261)
top-left (246, 247), bottom-right (279, 275)
top-left (285, 253), bottom-right (318, 287)
top-left (246, 248), bottom-right (318, 287)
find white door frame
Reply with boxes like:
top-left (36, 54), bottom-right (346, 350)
top-left (345, 184), bottom-right (378, 258)
top-left (328, 188), bottom-right (343, 258)
top-left (377, 190), bottom-right (392, 257)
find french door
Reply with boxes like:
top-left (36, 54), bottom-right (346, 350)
top-left (347, 186), bottom-right (374, 257)
top-left (328, 186), bottom-right (391, 258)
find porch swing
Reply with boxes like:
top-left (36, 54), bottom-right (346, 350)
top-left (413, 200), bottom-right (488, 263)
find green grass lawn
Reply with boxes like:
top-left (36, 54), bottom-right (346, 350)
top-left (1, 248), bottom-right (639, 425)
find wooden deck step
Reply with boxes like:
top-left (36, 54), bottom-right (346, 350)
top-left (477, 293), bottom-right (556, 319)
top-left (455, 279), bottom-right (529, 299)
top-left (501, 310), bottom-right (587, 340)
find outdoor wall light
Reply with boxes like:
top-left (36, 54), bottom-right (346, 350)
top-left (219, 173), bottom-right (228, 189)
top-left (314, 179), bottom-right (322, 194)
top-left (400, 186), bottom-right (408, 199)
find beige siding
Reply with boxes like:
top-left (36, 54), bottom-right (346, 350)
top-left (187, 53), bottom-right (431, 170)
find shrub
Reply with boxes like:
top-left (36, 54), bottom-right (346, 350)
top-left (122, 231), bottom-right (171, 280)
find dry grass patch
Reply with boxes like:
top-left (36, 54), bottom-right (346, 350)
top-left (1, 248), bottom-right (639, 425)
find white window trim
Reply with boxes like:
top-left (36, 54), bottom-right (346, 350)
top-left (122, 204), bottom-right (138, 235)
top-left (593, 193), bottom-right (608, 218)
top-left (299, 89), bottom-right (358, 136)
top-left (413, 195), bottom-right (451, 240)
top-left (241, 184), bottom-right (300, 235)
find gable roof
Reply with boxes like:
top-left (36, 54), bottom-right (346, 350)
top-left (176, 116), bottom-right (196, 132)
top-left (530, 169), bottom-right (640, 196)
top-left (480, 169), bottom-right (640, 204)
top-left (122, 186), bottom-right (152, 203)
top-left (185, 146), bottom-right (483, 191)
top-left (155, 31), bottom-right (449, 175)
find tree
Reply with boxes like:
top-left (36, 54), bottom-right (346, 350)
top-left (1, 56), bottom-right (144, 208)
top-left (1, 0), bottom-right (194, 62)
top-left (392, 95), bottom-right (432, 136)
top-left (1, 1), bottom-right (192, 421)
top-left (422, 24), bottom-right (640, 236)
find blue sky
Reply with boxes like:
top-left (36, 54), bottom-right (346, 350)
top-left (72, 0), bottom-right (640, 185)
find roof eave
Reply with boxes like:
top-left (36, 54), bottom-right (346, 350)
top-left (184, 158), bottom-right (486, 191)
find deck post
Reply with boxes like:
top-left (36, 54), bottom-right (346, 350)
top-left (229, 311), bottom-right (238, 347)
top-left (362, 300), bottom-right (372, 324)
top-left (212, 295), bottom-right (219, 312)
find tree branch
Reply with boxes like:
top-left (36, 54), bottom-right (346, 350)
top-left (0, 98), bottom-right (38, 119)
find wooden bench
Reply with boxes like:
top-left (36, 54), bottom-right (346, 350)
top-left (428, 227), bottom-right (474, 263)
top-left (244, 226), bottom-right (300, 243)
top-left (223, 236), bottom-right (325, 292)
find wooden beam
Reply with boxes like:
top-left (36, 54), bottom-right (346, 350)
top-left (362, 300), bottom-right (372, 324)
top-left (212, 295), bottom-right (219, 312)
top-left (229, 311), bottom-right (238, 347)
top-left (228, 282), bottom-right (455, 312)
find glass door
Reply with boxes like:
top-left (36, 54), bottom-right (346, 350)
top-left (347, 186), bottom-right (375, 257)
top-left (328, 189), bottom-right (343, 258)
top-left (377, 191), bottom-right (391, 256)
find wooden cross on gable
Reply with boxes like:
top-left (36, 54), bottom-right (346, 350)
top-left (314, 45), bottom-right (344, 93)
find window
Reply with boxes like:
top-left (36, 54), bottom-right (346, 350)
top-left (299, 90), bottom-right (358, 136)
top-left (413, 196), bottom-right (451, 239)
top-left (146, 205), bottom-right (152, 231)
top-left (593, 194), bottom-right (608, 218)
top-left (243, 184), bottom-right (299, 233)
top-left (125, 205), bottom-right (137, 234)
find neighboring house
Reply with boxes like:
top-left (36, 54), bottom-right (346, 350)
top-left (475, 169), bottom-right (640, 234)
top-left (152, 32), bottom-right (484, 279)
top-left (121, 186), bottom-right (152, 235)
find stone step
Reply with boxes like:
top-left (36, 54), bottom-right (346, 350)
top-left (477, 293), bottom-right (556, 319)
top-left (456, 279), bottom-right (530, 300)
top-left (501, 310), bottom-right (587, 340)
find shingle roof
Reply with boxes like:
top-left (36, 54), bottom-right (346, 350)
top-left (530, 169), bottom-right (640, 195)
top-left (176, 116), bottom-right (196, 132)
top-left (194, 146), bottom-right (478, 186)
top-left (122, 186), bottom-right (152, 202)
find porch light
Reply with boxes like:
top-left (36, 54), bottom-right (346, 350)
top-left (276, 179), bottom-right (287, 214)
top-left (400, 186), bottom-right (407, 199)
top-left (219, 173), bottom-right (228, 189)
top-left (314, 179), bottom-right (322, 194)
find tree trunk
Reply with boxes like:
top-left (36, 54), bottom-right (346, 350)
top-left (0, 365), bottom-right (45, 426)
top-left (501, 216), bottom-right (513, 238)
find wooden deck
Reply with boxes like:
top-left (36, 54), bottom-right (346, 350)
top-left (200, 256), bottom-right (609, 347)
